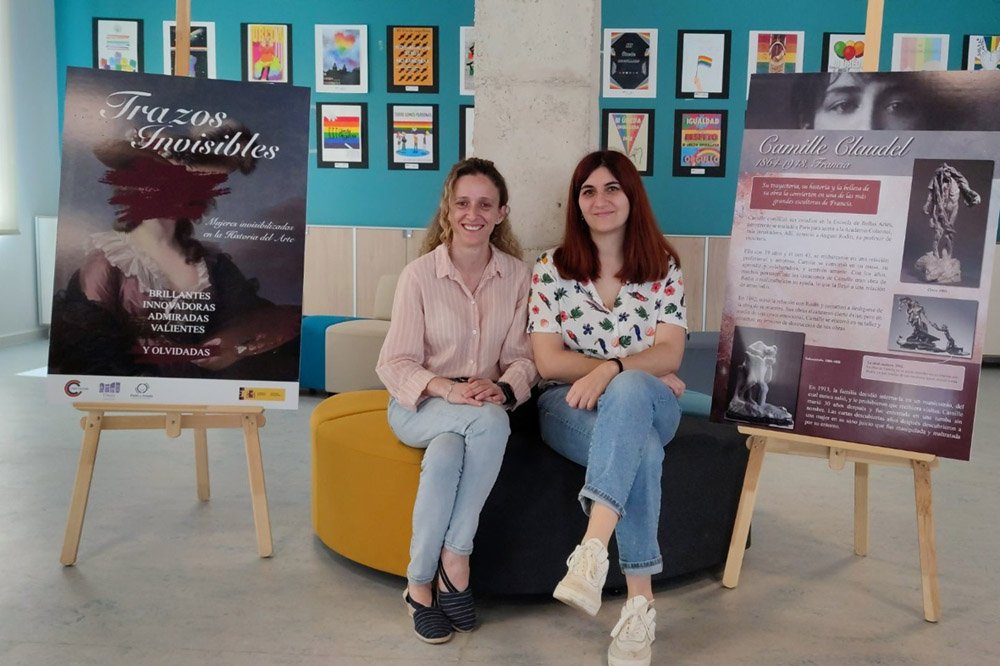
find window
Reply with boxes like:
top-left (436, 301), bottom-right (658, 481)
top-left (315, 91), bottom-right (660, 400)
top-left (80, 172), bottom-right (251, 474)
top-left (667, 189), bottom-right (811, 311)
top-left (0, 0), bottom-right (18, 234)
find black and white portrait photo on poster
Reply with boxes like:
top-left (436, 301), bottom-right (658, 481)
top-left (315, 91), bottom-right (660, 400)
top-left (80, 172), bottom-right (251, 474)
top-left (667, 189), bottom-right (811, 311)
top-left (48, 67), bottom-right (310, 408)
top-left (724, 326), bottom-right (805, 429)
top-left (888, 294), bottom-right (978, 358)
top-left (747, 70), bottom-right (1000, 131)
top-left (899, 159), bottom-right (993, 288)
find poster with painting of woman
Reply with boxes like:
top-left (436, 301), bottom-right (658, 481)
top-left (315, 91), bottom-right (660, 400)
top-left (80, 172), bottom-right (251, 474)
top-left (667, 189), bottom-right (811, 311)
top-left (48, 67), bottom-right (310, 408)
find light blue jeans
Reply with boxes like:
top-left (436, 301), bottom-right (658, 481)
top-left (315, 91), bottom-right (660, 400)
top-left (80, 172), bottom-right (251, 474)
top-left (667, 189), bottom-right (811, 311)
top-left (387, 396), bottom-right (510, 586)
top-left (537, 370), bottom-right (681, 576)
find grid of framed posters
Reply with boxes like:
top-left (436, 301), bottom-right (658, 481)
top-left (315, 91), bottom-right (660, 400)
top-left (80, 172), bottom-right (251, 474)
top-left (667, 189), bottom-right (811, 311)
top-left (821, 32), bottom-right (866, 72)
top-left (747, 30), bottom-right (804, 96)
top-left (387, 104), bottom-right (439, 170)
top-left (891, 33), bottom-right (949, 71)
top-left (673, 110), bottom-right (727, 178)
top-left (388, 26), bottom-right (439, 93)
top-left (242, 23), bottom-right (292, 83)
top-left (315, 25), bottom-right (368, 93)
top-left (459, 105), bottom-right (474, 159)
top-left (603, 29), bottom-right (658, 98)
top-left (92, 17), bottom-right (143, 72)
top-left (163, 21), bottom-right (216, 78)
top-left (601, 109), bottom-right (655, 176)
top-left (962, 35), bottom-right (1000, 71)
top-left (676, 30), bottom-right (731, 99)
top-left (317, 103), bottom-right (368, 169)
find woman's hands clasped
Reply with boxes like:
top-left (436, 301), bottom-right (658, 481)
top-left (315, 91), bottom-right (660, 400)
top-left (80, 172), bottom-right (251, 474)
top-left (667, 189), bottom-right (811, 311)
top-left (429, 376), bottom-right (505, 407)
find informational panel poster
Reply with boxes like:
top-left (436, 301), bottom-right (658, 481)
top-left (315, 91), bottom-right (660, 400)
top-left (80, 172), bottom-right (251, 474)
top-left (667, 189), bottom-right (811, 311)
top-left (712, 71), bottom-right (1000, 460)
top-left (48, 67), bottom-right (310, 409)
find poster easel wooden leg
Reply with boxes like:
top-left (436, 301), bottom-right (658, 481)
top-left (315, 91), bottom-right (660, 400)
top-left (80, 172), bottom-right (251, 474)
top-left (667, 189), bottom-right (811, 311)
top-left (722, 427), bottom-right (941, 622)
top-left (60, 403), bottom-right (272, 566)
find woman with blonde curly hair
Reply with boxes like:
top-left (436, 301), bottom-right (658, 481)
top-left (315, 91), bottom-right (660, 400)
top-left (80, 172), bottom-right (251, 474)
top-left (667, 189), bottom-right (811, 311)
top-left (377, 157), bottom-right (536, 643)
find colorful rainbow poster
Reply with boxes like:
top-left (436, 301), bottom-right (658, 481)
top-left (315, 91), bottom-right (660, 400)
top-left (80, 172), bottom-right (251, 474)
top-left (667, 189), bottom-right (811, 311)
top-left (242, 23), bottom-right (292, 83)
top-left (317, 103), bottom-right (367, 169)
top-left (673, 110), bottom-right (727, 177)
top-left (602, 109), bottom-right (654, 175)
top-left (891, 33), bottom-right (950, 72)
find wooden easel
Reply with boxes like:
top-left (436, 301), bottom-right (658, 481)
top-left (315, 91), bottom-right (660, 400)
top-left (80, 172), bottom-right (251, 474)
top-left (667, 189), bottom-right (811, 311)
top-left (60, 1), bottom-right (273, 565)
top-left (721, 428), bottom-right (940, 622)
top-left (721, 0), bottom-right (942, 622)
top-left (60, 403), bottom-right (273, 565)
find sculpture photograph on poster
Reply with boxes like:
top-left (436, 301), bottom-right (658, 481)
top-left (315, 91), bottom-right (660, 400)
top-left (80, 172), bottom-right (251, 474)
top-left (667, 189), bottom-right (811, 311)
top-left (714, 70), bottom-right (1000, 460)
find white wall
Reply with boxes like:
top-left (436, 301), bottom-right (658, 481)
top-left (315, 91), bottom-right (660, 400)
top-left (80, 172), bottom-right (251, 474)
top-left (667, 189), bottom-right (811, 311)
top-left (0, 0), bottom-right (59, 346)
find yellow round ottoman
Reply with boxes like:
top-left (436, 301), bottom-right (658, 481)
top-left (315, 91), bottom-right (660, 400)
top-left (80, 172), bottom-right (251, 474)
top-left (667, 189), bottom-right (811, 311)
top-left (310, 390), bottom-right (419, 577)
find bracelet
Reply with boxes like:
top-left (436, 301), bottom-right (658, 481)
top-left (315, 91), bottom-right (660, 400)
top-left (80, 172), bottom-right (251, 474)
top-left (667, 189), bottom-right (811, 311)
top-left (444, 380), bottom-right (458, 401)
top-left (609, 358), bottom-right (624, 374)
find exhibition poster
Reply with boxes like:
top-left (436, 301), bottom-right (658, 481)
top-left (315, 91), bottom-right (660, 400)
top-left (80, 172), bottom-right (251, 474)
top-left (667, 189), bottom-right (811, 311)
top-left (712, 71), bottom-right (1000, 460)
top-left (48, 67), bottom-right (310, 409)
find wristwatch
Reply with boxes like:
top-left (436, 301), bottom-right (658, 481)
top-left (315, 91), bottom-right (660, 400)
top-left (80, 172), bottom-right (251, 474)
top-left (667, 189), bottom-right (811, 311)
top-left (496, 381), bottom-right (517, 408)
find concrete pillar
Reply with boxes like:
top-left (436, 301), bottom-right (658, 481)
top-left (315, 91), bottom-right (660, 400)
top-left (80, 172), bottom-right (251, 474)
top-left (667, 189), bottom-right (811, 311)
top-left (474, 0), bottom-right (601, 254)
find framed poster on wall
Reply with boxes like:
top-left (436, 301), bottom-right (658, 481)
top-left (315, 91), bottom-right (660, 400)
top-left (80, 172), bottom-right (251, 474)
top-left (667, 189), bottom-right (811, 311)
top-left (891, 33), bottom-right (949, 71)
top-left (242, 23), bottom-right (292, 83)
top-left (459, 104), bottom-right (474, 159)
top-left (601, 109), bottom-right (654, 176)
top-left (460, 26), bottom-right (475, 96)
top-left (92, 17), bottom-right (143, 72)
top-left (673, 109), bottom-right (727, 178)
top-left (163, 21), bottom-right (216, 78)
top-left (747, 30), bottom-right (804, 96)
top-left (315, 25), bottom-right (368, 94)
top-left (962, 35), bottom-right (1000, 71)
top-left (603, 29), bottom-right (657, 98)
top-left (821, 32), bottom-right (866, 73)
top-left (676, 30), bottom-right (731, 99)
top-left (387, 26), bottom-right (439, 93)
top-left (317, 103), bottom-right (368, 169)
top-left (387, 104), bottom-right (439, 170)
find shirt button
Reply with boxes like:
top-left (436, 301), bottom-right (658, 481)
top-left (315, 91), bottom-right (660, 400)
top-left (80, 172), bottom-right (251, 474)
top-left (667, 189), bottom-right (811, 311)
top-left (472, 329), bottom-right (477, 335)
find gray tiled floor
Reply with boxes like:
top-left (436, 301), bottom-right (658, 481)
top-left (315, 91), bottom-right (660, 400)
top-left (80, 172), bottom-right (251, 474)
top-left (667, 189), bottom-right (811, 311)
top-left (1, 339), bottom-right (998, 665)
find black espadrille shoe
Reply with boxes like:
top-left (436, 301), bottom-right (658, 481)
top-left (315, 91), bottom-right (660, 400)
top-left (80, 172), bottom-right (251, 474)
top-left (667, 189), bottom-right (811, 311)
top-left (403, 589), bottom-right (453, 644)
top-left (436, 563), bottom-right (477, 633)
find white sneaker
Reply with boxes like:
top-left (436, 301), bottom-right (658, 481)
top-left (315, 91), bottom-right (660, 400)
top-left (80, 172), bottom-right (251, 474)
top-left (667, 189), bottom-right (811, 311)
top-left (608, 595), bottom-right (656, 666)
top-left (552, 538), bottom-right (609, 616)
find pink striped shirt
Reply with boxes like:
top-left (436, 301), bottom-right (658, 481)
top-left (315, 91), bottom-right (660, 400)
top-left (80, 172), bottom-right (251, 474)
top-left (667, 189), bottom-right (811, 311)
top-left (376, 243), bottom-right (538, 411)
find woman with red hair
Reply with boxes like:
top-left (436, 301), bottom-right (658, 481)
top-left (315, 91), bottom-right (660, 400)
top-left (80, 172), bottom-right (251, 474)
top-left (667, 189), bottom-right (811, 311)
top-left (528, 150), bottom-right (686, 666)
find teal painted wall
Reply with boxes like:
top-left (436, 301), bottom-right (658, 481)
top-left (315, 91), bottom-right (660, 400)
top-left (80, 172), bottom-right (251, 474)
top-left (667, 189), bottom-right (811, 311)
top-left (602, 0), bottom-right (1000, 237)
top-left (53, 0), bottom-right (473, 228)
top-left (54, 1), bottom-right (1000, 236)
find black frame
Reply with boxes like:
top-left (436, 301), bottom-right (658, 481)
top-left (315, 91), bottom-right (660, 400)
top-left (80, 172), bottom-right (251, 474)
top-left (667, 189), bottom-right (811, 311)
top-left (600, 108), bottom-right (655, 176)
top-left (387, 103), bottom-right (439, 171)
top-left (92, 17), bottom-right (144, 72)
top-left (459, 104), bottom-right (473, 160)
top-left (241, 23), bottom-right (294, 83)
top-left (316, 102), bottom-right (369, 169)
top-left (387, 25), bottom-right (439, 93)
top-left (672, 109), bottom-right (727, 178)
top-left (675, 30), bottom-right (731, 99)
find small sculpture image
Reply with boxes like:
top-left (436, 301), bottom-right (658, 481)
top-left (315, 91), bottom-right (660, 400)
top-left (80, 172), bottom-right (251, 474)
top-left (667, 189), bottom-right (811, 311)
top-left (914, 163), bottom-right (981, 284)
top-left (726, 340), bottom-right (794, 427)
top-left (895, 296), bottom-right (966, 355)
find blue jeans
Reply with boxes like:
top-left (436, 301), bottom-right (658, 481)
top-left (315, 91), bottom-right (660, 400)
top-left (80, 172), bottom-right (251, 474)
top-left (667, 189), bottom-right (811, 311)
top-left (537, 370), bottom-right (681, 576)
top-left (387, 397), bottom-right (510, 586)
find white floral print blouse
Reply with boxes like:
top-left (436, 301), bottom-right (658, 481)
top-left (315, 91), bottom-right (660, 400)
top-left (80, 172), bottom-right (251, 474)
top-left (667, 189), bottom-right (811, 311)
top-left (527, 248), bottom-right (687, 359)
